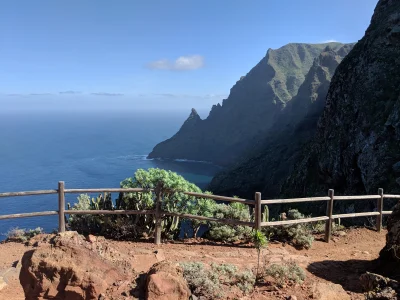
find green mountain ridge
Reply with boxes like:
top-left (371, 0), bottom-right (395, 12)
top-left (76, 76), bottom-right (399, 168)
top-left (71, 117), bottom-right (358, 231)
top-left (148, 42), bottom-right (346, 166)
top-left (283, 0), bottom-right (400, 200)
top-left (208, 44), bottom-right (354, 199)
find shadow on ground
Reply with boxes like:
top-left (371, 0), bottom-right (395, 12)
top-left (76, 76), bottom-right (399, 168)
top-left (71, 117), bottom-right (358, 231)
top-left (307, 258), bottom-right (380, 293)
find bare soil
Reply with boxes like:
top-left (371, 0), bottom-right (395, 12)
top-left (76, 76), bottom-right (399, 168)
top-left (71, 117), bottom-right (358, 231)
top-left (0, 227), bottom-right (387, 300)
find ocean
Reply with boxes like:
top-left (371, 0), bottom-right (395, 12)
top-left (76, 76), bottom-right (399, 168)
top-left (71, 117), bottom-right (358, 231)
top-left (0, 110), bottom-right (222, 240)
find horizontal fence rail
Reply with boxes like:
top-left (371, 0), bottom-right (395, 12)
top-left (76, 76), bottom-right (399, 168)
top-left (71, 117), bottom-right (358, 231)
top-left (64, 209), bottom-right (156, 215)
top-left (184, 192), bottom-right (254, 205)
top-left (163, 211), bottom-right (255, 227)
top-left (332, 212), bottom-right (380, 219)
top-left (333, 195), bottom-right (381, 200)
top-left (0, 190), bottom-right (58, 198)
top-left (261, 216), bottom-right (329, 227)
top-left (261, 196), bottom-right (330, 204)
top-left (383, 194), bottom-right (400, 199)
top-left (0, 211), bottom-right (59, 220)
top-left (0, 181), bottom-right (398, 244)
top-left (64, 188), bottom-right (149, 193)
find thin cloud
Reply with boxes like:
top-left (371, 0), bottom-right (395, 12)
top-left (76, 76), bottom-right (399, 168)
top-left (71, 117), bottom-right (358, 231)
top-left (151, 93), bottom-right (228, 99)
top-left (153, 93), bottom-right (177, 98)
top-left (320, 39), bottom-right (338, 43)
top-left (91, 92), bottom-right (124, 96)
top-left (59, 90), bottom-right (81, 95)
top-left (5, 93), bottom-right (25, 97)
top-left (204, 94), bottom-right (228, 99)
top-left (147, 55), bottom-right (204, 71)
top-left (29, 93), bottom-right (52, 96)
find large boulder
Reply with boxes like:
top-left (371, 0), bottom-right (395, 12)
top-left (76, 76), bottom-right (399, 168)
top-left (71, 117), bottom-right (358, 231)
top-left (146, 261), bottom-right (191, 300)
top-left (380, 201), bottom-right (400, 266)
top-left (360, 272), bottom-right (399, 300)
top-left (311, 282), bottom-right (351, 300)
top-left (19, 231), bottom-right (134, 300)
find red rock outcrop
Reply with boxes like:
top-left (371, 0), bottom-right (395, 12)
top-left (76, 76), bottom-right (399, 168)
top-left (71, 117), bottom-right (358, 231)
top-left (146, 261), bottom-right (191, 300)
top-left (19, 231), bottom-right (133, 300)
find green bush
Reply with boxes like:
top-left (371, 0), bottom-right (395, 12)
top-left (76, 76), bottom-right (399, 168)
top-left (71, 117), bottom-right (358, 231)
top-left (264, 261), bottom-right (305, 285)
top-left (206, 202), bottom-right (253, 242)
top-left (263, 209), bottom-right (314, 249)
top-left (180, 262), bottom-right (255, 298)
top-left (211, 263), bottom-right (238, 284)
top-left (180, 262), bottom-right (222, 299)
top-left (236, 270), bottom-right (256, 294)
top-left (312, 220), bottom-right (345, 234)
top-left (6, 227), bottom-right (43, 243)
top-left (68, 168), bottom-right (255, 242)
top-left (186, 192), bottom-right (218, 237)
top-left (68, 194), bottom-right (106, 235)
top-left (69, 168), bottom-right (202, 239)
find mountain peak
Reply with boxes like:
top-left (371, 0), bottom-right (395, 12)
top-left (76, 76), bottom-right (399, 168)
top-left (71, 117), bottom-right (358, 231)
top-left (189, 108), bottom-right (199, 118)
top-left (182, 108), bottom-right (201, 127)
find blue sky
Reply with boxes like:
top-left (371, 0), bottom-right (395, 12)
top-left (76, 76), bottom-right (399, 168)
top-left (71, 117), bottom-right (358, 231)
top-left (0, 0), bottom-right (378, 112)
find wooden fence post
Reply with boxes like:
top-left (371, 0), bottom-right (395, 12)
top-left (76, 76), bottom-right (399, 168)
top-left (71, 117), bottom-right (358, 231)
top-left (154, 185), bottom-right (162, 245)
top-left (255, 192), bottom-right (262, 230)
top-left (324, 189), bottom-right (334, 242)
top-left (376, 188), bottom-right (384, 232)
top-left (58, 181), bottom-right (66, 233)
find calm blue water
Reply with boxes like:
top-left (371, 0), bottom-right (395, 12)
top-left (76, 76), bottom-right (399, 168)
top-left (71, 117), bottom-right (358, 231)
top-left (0, 111), bottom-right (222, 240)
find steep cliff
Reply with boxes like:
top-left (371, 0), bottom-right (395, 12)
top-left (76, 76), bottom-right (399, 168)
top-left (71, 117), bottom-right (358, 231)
top-left (148, 43), bottom-right (345, 166)
top-left (208, 44), bottom-right (354, 198)
top-left (283, 0), bottom-right (400, 201)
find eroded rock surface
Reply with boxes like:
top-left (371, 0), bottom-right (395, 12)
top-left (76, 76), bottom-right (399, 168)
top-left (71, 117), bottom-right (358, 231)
top-left (146, 260), bottom-right (191, 300)
top-left (19, 231), bottom-right (133, 300)
top-left (284, 0), bottom-right (400, 204)
top-left (360, 272), bottom-right (399, 300)
top-left (311, 282), bottom-right (351, 300)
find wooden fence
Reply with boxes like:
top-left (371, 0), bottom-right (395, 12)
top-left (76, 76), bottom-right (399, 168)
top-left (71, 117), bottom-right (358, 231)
top-left (0, 182), bottom-right (398, 245)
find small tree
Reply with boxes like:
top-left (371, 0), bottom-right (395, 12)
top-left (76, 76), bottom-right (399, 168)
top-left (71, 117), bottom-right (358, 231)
top-left (252, 229), bottom-right (268, 280)
top-left (69, 168), bottom-right (202, 239)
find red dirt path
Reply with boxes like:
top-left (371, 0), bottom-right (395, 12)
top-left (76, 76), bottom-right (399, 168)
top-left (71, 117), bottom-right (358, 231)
top-left (0, 227), bottom-right (386, 300)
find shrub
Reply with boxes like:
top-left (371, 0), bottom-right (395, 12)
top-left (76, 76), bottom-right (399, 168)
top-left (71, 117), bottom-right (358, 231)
top-left (180, 262), bottom-right (256, 297)
top-left (186, 193), bottom-right (218, 237)
top-left (68, 169), bottom-right (255, 242)
top-left (180, 262), bottom-right (222, 299)
top-left (211, 263), bottom-right (238, 284)
top-left (263, 209), bottom-right (314, 249)
top-left (68, 168), bottom-right (202, 239)
top-left (286, 224), bottom-right (314, 249)
top-left (264, 261), bottom-right (305, 285)
top-left (311, 220), bottom-right (345, 234)
top-left (206, 202), bottom-right (253, 242)
top-left (236, 270), bottom-right (256, 294)
top-left (68, 194), bottom-right (105, 235)
top-left (6, 227), bottom-right (43, 243)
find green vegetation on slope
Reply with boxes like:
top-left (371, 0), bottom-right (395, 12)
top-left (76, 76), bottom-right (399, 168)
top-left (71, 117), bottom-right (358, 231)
top-left (148, 42), bottom-right (345, 166)
top-left (208, 44), bottom-right (354, 213)
top-left (283, 0), bottom-right (400, 210)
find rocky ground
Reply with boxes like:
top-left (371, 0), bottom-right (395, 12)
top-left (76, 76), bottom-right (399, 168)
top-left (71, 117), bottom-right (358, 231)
top-left (0, 227), bottom-right (391, 300)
